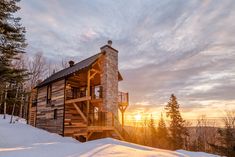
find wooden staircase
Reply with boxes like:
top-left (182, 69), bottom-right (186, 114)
top-left (64, 103), bottom-right (88, 140)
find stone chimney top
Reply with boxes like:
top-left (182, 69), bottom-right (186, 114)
top-left (69, 60), bottom-right (74, 67)
top-left (100, 40), bottom-right (118, 52)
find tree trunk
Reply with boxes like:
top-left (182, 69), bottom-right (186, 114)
top-left (0, 91), bottom-right (3, 109)
top-left (24, 93), bottom-right (28, 120)
top-left (10, 87), bottom-right (19, 123)
top-left (19, 94), bottom-right (24, 118)
top-left (3, 86), bottom-right (8, 119)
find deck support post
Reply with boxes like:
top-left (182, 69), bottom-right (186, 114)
top-left (87, 70), bottom-right (91, 125)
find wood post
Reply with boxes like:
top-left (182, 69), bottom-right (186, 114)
top-left (122, 112), bottom-right (124, 128)
top-left (28, 89), bottom-right (32, 124)
top-left (87, 70), bottom-right (90, 125)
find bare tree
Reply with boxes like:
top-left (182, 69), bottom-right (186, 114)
top-left (61, 57), bottom-right (69, 69)
top-left (193, 115), bottom-right (217, 153)
top-left (60, 54), bottom-right (78, 69)
top-left (223, 111), bottom-right (235, 129)
top-left (27, 52), bottom-right (46, 88)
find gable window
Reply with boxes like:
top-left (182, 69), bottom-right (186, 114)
top-left (47, 84), bottom-right (52, 104)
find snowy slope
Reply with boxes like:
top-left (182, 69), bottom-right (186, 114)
top-left (0, 115), bottom-right (219, 157)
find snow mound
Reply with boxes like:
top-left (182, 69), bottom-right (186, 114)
top-left (0, 115), bottom-right (219, 157)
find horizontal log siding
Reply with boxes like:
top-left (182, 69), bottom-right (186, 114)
top-left (36, 79), bottom-right (65, 134)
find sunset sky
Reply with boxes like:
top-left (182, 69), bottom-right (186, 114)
top-left (17, 0), bottom-right (235, 121)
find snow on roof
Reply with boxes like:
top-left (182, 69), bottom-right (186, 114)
top-left (0, 115), bottom-right (219, 157)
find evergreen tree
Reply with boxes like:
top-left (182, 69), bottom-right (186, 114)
top-left (0, 0), bottom-right (27, 83)
top-left (0, 0), bottom-right (28, 118)
top-left (156, 113), bottom-right (169, 149)
top-left (148, 114), bottom-right (157, 147)
top-left (165, 94), bottom-right (188, 150)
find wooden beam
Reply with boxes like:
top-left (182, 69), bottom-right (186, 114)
top-left (90, 68), bottom-right (101, 74)
top-left (90, 71), bottom-right (97, 80)
top-left (118, 105), bottom-right (128, 112)
top-left (87, 132), bottom-right (93, 141)
top-left (90, 98), bottom-right (102, 104)
top-left (97, 60), bottom-right (101, 70)
top-left (73, 103), bottom-right (87, 122)
top-left (65, 96), bottom-right (91, 104)
top-left (87, 70), bottom-right (91, 124)
top-left (91, 59), bottom-right (101, 70)
top-left (87, 126), bottom-right (114, 131)
top-left (114, 128), bottom-right (124, 141)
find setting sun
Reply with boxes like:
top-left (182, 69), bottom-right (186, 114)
top-left (134, 114), bottom-right (142, 121)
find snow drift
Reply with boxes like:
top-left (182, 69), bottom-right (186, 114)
top-left (0, 115), bottom-right (219, 157)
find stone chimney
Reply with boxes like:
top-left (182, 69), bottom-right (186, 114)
top-left (100, 40), bottom-right (119, 118)
top-left (69, 60), bottom-right (74, 67)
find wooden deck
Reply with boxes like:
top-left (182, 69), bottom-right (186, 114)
top-left (65, 96), bottom-right (91, 104)
top-left (88, 126), bottom-right (115, 131)
top-left (87, 125), bottom-right (124, 141)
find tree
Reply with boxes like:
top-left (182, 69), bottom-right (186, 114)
top-left (156, 113), bottom-right (169, 149)
top-left (0, 0), bottom-right (28, 118)
top-left (191, 115), bottom-right (217, 152)
top-left (209, 111), bottom-right (235, 157)
top-left (27, 52), bottom-right (46, 88)
top-left (165, 94), bottom-right (188, 150)
top-left (148, 114), bottom-right (157, 147)
top-left (0, 0), bottom-right (27, 82)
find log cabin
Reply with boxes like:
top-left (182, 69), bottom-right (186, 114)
top-left (28, 41), bottom-right (129, 142)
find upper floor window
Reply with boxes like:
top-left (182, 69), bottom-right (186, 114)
top-left (47, 84), bottom-right (52, 104)
top-left (92, 85), bottom-right (102, 99)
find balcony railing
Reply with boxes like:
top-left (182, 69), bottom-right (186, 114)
top-left (88, 111), bottom-right (114, 127)
top-left (118, 92), bottom-right (129, 106)
top-left (66, 85), bottom-right (102, 101)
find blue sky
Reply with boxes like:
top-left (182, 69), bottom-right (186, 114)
top-left (18, 0), bottom-right (235, 119)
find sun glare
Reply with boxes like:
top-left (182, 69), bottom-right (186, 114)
top-left (134, 114), bottom-right (142, 121)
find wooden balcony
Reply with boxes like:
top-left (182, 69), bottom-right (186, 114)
top-left (65, 96), bottom-right (91, 104)
top-left (65, 85), bottom-right (102, 104)
top-left (118, 91), bottom-right (129, 106)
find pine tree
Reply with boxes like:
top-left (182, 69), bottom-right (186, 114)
top-left (0, 0), bottom-right (28, 118)
top-left (0, 0), bottom-right (27, 83)
top-left (165, 94), bottom-right (188, 150)
top-left (156, 113), bottom-right (169, 149)
top-left (149, 115), bottom-right (157, 147)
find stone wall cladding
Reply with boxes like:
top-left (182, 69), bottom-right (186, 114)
top-left (100, 46), bottom-right (119, 118)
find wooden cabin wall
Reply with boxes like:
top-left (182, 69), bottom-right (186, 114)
top-left (36, 79), bottom-right (65, 135)
top-left (29, 106), bottom-right (36, 126)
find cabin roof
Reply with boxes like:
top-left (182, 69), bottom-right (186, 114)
top-left (36, 52), bottom-right (123, 88)
top-left (36, 53), bottom-right (101, 88)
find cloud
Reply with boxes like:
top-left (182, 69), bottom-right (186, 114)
top-left (17, 0), bottom-right (235, 119)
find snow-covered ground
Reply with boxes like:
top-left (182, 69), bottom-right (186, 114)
top-left (0, 115), bottom-right (219, 157)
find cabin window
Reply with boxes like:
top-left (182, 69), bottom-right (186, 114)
top-left (47, 84), bottom-right (52, 104)
top-left (53, 109), bottom-right (57, 119)
top-left (92, 85), bottom-right (102, 99)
